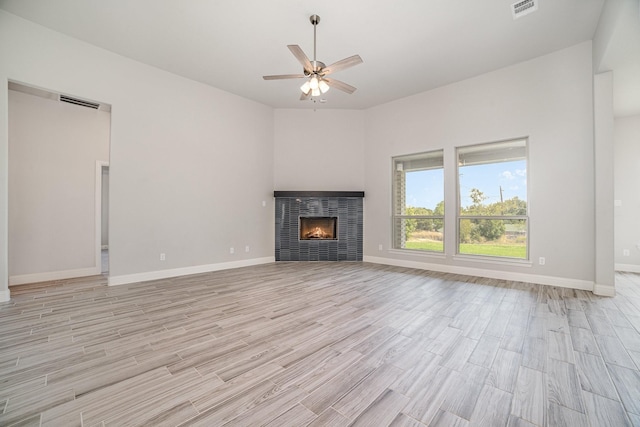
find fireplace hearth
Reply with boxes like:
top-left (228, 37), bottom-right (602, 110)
top-left (274, 191), bottom-right (364, 261)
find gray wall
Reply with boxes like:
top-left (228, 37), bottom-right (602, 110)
top-left (614, 114), bottom-right (640, 272)
top-left (363, 42), bottom-right (599, 288)
top-left (1, 10), bottom-right (275, 290)
top-left (274, 109), bottom-right (365, 191)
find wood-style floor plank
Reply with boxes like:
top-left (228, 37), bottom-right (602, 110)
top-left (348, 388), bottom-right (410, 427)
top-left (0, 263), bottom-right (639, 426)
top-left (574, 350), bottom-right (619, 400)
top-left (487, 348), bottom-right (522, 393)
top-left (468, 384), bottom-right (513, 426)
top-left (606, 363), bottom-right (640, 415)
top-left (510, 366), bottom-right (546, 426)
top-left (582, 390), bottom-right (634, 427)
top-left (332, 363), bottom-right (404, 419)
top-left (548, 400), bottom-right (589, 425)
top-left (547, 358), bottom-right (586, 413)
top-left (439, 373), bottom-right (484, 420)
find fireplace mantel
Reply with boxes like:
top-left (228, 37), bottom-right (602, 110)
top-left (273, 191), bottom-right (364, 198)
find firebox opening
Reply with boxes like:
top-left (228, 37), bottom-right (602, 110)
top-left (299, 217), bottom-right (338, 240)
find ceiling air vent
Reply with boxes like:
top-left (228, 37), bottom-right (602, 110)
top-left (59, 94), bottom-right (100, 109)
top-left (512, 0), bottom-right (538, 19)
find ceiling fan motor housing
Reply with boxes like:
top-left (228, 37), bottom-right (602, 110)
top-left (308, 61), bottom-right (326, 75)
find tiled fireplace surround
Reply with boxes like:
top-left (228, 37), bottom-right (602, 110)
top-left (274, 191), bottom-right (364, 261)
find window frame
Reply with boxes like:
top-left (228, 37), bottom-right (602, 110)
top-left (456, 138), bottom-right (529, 261)
top-left (392, 150), bottom-right (445, 253)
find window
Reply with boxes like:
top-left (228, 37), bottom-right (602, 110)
top-left (457, 139), bottom-right (528, 259)
top-left (393, 150), bottom-right (444, 252)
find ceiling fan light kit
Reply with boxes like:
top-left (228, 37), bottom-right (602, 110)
top-left (263, 14), bottom-right (363, 101)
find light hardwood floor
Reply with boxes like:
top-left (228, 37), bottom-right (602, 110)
top-left (1, 262), bottom-right (640, 426)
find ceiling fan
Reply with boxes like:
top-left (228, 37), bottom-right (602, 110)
top-left (263, 14), bottom-right (363, 100)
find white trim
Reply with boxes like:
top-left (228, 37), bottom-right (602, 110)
top-left (615, 263), bottom-right (640, 273)
top-left (9, 267), bottom-right (100, 286)
top-left (0, 289), bottom-right (10, 302)
top-left (108, 257), bottom-right (275, 286)
top-left (593, 284), bottom-right (616, 297)
top-left (453, 254), bottom-right (533, 268)
top-left (387, 249), bottom-right (447, 260)
top-left (364, 256), bottom-right (594, 291)
top-left (386, 250), bottom-right (534, 269)
top-left (96, 161), bottom-right (109, 275)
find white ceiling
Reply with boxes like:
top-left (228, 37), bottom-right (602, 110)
top-left (2, 0), bottom-right (635, 113)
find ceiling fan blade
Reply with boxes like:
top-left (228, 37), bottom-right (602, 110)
top-left (324, 78), bottom-right (357, 94)
top-left (322, 55), bottom-right (363, 75)
top-left (263, 74), bottom-right (306, 80)
top-left (287, 45), bottom-right (313, 74)
top-left (300, 91), bottom-right (311, 101)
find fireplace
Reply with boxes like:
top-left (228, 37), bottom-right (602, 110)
top-left (300, 217), bottom-right (337, 240)
top-left (274, 191), bottom-right (364, 261)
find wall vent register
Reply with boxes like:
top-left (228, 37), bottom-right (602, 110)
top-left (512, 0), bottom-right (537, 19)
top-left (59, 94), bottom-right (101, 109)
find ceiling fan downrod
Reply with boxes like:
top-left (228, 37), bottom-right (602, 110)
top-left (310, 14), bottom-right (320, 72)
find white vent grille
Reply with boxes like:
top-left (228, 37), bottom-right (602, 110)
top-left (59, 94), bottom-right (100, 109)
top-left (512, 0), bottom-right (538, 19)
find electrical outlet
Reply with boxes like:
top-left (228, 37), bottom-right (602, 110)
top-left (160, 253), bottom-right (166, 261)
top-left (262, 200), bottom-right (266, 207)
top-left (245, 246), bottom-right (250, 253)
top-left (378, 244), bottom-right (383, 251)
top-left (539, 257), bottom-right (545, 265)
top-left (623, 249), bottom-right (630, 257)
top-left (229, 247), bottom-right (234, 254)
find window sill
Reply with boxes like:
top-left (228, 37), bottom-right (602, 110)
top-left (387, 249), bottom-right (533, 268)
top-left (388, 249), bottom-right (446, 259)
top-left (453, 254), bottom-right (533, 267)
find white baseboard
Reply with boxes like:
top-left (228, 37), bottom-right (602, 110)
top-left (593, 283), bottom-right (616, 297)
top-left (9, 267), bottom-right (101, 286)
top-left (108, 257), bottom-right (275, 286)
top-left (364, 256), bottom-right (594, 292)
top-left (0, 289), bottom-right (10, 302)
top-left (615, 263), bottom-right (640, 273)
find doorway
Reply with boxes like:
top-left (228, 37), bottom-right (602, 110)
top-left (8, 81), bottom-right (111, 285)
